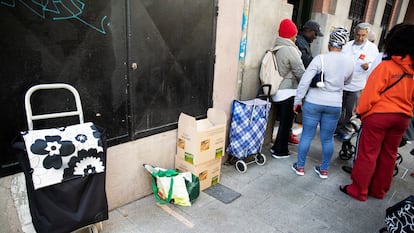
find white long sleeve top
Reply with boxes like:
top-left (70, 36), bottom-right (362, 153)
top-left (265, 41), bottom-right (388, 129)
top-left (294, 51), bottom-right (354, 107)
top-left (342, 40), bottom-right (379, 91)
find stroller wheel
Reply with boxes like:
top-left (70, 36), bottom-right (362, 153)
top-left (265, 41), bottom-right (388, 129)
top-left (347, 144), bottom-right (356, 155)
top-left (393, 165), bottom-right (399, 177)
top-left (393, 153), bottom-right (403, 177)
top-left (255, 153), bottom-right (266, 166)
top-left (339, 149), bottom-right (352, 160)
top-left (235, 160), bottom-right (247, 173)
top-left (396, 153), bottom-right (403, 165)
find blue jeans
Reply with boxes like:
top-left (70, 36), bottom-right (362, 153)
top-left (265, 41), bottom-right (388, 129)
top-left (297, 101), bottom-right (341, 170)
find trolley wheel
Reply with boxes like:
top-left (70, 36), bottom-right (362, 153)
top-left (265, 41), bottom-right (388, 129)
top-left (88, 224), bottom-right (98, 233)
top-left (235, 160), bottom-right (247, 173)
top-left (255, 153), bottom-right (266, 166)
top-left (226, 155), bottom-right (239, 165)
top-left (96, 222), bottom-right (103, 232)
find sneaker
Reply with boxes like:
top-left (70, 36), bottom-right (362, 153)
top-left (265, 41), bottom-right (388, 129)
top-left (314, 166), bottom-right (328, 179)
top-left (288, 134), bottom-right (299, 144)
top-left (270, 148), bottom-right (290, 159)
top-left (291, 162), bottom-right (304, 176)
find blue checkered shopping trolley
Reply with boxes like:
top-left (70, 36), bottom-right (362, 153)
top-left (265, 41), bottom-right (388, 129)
top-left (226, 98), bottom-right (271, 173)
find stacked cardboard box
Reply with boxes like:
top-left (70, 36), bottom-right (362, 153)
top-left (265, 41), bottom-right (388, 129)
top-left (175, 108), bottom-right (226, 191)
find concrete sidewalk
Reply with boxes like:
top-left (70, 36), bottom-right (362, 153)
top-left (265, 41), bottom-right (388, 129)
top-left (98, 136), bottom-right (414, 233)
top-left (3, 128), bottom-right (414, 233)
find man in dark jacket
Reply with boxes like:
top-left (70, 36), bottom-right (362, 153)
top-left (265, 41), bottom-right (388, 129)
top-left (295, 20), bottom-right (324, 68)
top-left (293, 20), bottom-right (324, 127)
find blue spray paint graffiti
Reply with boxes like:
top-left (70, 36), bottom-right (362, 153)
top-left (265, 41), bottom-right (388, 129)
top-left (238, 0), bottom-right (249, 61)
top-left (1, 0), bottom-right (109, 34)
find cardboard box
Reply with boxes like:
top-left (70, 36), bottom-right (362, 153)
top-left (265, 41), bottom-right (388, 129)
top-left (177, 108), bottom-right (227, 165)
top-left (175, 155), bottom-right (221, 191)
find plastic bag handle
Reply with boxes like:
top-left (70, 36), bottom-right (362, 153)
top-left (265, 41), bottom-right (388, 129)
top-left (151, 169), bottom-right (179, 204)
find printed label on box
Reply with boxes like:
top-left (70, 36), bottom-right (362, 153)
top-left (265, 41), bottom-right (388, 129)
top-left (184, 152), bottom-right (194, 164)
top-left (200, 139), bottom-right (210, 151)
top-left (175, 155), bottom-right (221, 191)
top-left (211, 175), bottom-right (219, 186)
top-left (177, 138), bottom-right (185, 149)
top-left (215, 147), bottom-right (223, 159)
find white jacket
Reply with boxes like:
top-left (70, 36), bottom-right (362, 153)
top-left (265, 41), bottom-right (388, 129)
top-left (342, 40), bottom-right (379, 91)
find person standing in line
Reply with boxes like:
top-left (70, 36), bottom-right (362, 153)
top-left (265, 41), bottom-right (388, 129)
top-left (296, 20), bottom-right (324, 68)
top-left (340, 23), bottom-right (414, 201)
top-left (342, 25), bottom-right (402, 174)
top-left (291, 27), bottom-right (353, 178)
top-left (290, 20), bottom-right (325, 140)
top-left (270, 18), bottom-right (305, 158)
top-left (335, 23), bottom-right (379, 140)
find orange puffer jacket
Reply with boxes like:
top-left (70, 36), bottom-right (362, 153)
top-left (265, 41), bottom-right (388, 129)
top-left (356, 55), bottom-right (414, 119)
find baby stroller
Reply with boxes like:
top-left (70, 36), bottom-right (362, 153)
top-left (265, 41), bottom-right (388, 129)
top-left (226, 85), bottom-right (271, 173)
top-left (13, 83), bottom-right (108, 233)
top-left (338, 115), bottom-right (361, 160)
top-left (339, 115), bottom-right (403, 176)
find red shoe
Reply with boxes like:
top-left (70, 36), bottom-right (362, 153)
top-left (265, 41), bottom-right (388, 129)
top-left (288, 134), bottom-right (299, 144)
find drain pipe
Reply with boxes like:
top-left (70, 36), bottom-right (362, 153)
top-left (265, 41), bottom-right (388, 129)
top-left (236, 0), bottom-right (250, 99)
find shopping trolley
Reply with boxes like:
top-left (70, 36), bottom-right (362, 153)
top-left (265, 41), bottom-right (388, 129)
top-left (226, 85), bottom-right (272, 173)
top-left (13, 83), bottom-right (108, 233)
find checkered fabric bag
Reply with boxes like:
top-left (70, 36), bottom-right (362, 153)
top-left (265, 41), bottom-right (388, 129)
top-left (226, 98), bottom-right (271, 159)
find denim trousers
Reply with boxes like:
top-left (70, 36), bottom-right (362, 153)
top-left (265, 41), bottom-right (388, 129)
top-left (297, 101), bottom-right (341, 170)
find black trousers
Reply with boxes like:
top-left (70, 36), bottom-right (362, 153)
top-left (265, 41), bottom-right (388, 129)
top-left (271, 96), bottom-right (294, 154)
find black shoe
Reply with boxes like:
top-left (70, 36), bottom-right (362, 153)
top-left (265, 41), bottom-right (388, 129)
top-left (342, 165), bottom-right (353, 174)
top-left (339, 185), bottom-right (349, 195)
top-left (270, 148), bottom-right (290, 159)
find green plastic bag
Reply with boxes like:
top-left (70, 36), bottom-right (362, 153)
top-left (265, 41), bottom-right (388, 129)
top-left (144, 164), bottom-right (200, 206)
top-left (185, 173), bottom-right (200, 204)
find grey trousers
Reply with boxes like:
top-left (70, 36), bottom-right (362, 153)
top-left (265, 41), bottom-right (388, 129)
top-left (336, 90), bottom-right (361, 134)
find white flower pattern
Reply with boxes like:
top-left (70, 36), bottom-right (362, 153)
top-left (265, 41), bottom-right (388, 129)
top-left (22, 122), bottom-right (105, 190)
top-left (74, 157), bottom-right (105, 176)
top-left (45, 141), bottom-right (62, 156)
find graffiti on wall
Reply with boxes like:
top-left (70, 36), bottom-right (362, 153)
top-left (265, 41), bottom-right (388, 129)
top-left (1, 0), bottom-right (109, 34)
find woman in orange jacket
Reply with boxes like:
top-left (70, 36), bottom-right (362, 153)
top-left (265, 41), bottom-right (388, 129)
top-left (340, 23), bottom-right (414, 201)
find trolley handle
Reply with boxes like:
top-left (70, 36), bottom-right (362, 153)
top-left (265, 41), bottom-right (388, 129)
top-left (24, 83), bottom-right (84, 130)
top-left (256, 84), bottom-right (272, 101)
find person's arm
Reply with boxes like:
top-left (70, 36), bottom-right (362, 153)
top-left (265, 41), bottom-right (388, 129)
top-left (290, 48), bottom-right (306, 82)
top-left (294, 56), bottom-right (319, 105)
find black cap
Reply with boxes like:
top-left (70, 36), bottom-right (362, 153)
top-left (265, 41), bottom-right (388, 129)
top-left (303, 20), bottom-right (324, 37)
